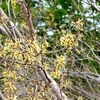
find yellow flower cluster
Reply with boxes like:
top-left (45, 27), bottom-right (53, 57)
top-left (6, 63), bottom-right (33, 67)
top-left (0, 35), bottom-right (50, 99)
top-left (56, 55), bottom-right (66, 68)
top-left (73, 19), bottom-right (84, 31)
top-left (1, 36), bottom-right (44, 64)
top-left (21, 21), bottom-right (27, 29)
top-left (2, 68), bottom-right (17, 99)
top-left (61, 79), bottom-right (72, 88)
top-left (60, 32), bottom-right (78, 50)
top-left (3, 69), bottom-right (17, 80)
top-left (50, 69), bottom-right (61, 79)
top-left (77, 96), bottom-right (84, 100)
top-left (41, 40), bottom-right (49, 53)
top-left (50, 55), bottom-right (66, 79)
top-left (0, 35), bottom-right (50, 67)
top-left (11, 0), bottom-right (17, 9)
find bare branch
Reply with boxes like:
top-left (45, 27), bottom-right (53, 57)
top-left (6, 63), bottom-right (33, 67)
top-left (3, 24), bottom-right (15, 41)
top-left (70, 85), bottom-right (100, 99)
top-left (86, 0), bottom-right (100, 12)
top-left (65, 70), bottom-right (100, 83)
top-left (79, 39), bottom-right (100, 62)
top-left (0, 8), bottom-right (22, 38)
top-left (18, 0), bottom-right (35, 39)
top-left (0, 91), bottom-right (5, 100)
top-left (0, 25), bottom-right (10, 38)
top-left (37, 63), bottom-right (70, 100)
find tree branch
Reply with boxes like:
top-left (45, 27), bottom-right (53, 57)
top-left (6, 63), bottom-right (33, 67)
top-left (0, 25), bottom-right (10, 38)
top-left (70, 85), bottom-right (100, 99)
top-left (18, 0), bottom-right (35, 39)
top-left (65, 70), bottom-right (100, 83)
top-left (0, 8), bottom-right (22, 38)
top-left (0, 91), bottom-right (5, 100)
top-left (86, 0), bottom-right (100, 12)
top-left (37, 63), bottom-right (70, 100)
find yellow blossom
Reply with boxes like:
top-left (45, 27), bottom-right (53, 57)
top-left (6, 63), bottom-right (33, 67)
top-left (60, 32), bottom-right (77, 50)
top-left (56, 55), bottom-right (66, 68)
top-left (73, 19), bottom-right (84, 31)
top-left (50, 69), bottom-right (61, 79)
top-left (11, 0), bottom-right (17, 9)
top-left (61, 79), bottom-right (72, 88)
top-left (77, 96), bottom-right (84, 100)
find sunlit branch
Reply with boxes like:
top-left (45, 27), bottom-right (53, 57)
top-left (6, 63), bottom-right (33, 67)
top-left (0, 25), bottom-right (10, 38)
top-left (86, 0), bottom-right (100, 12)
top-left (0, 8), bottom-right (22, 38)
top-left (18, 0), bottom-right (35, 39)
top-left (36, 64), bottom-right (70, 100)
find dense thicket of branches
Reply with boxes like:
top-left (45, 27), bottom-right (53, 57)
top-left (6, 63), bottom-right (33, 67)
top-left (0, 0), bottom-right (100, 100)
